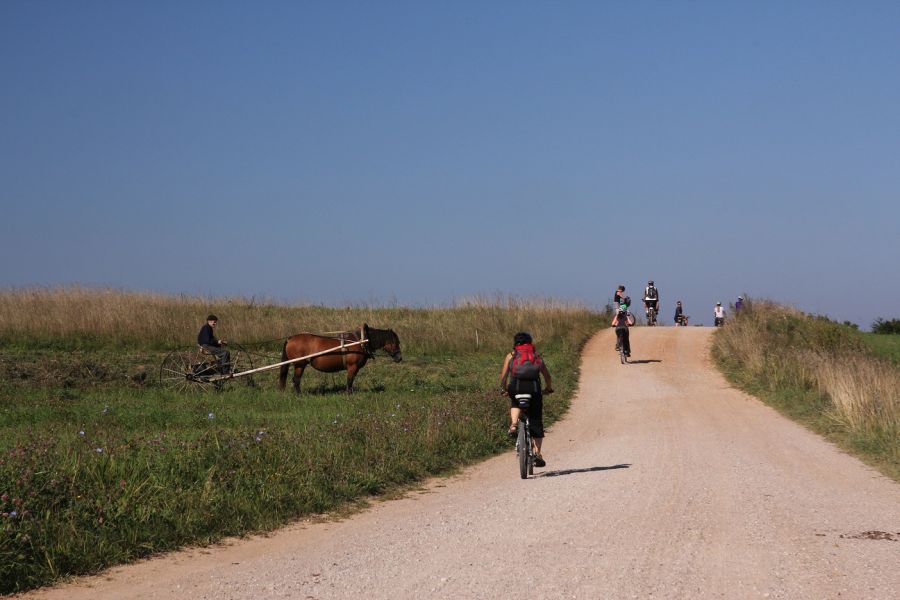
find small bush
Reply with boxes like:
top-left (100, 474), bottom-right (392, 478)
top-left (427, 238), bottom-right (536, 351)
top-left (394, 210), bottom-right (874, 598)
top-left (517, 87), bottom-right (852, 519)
top-left (872, 318), bottom-right (900, 335)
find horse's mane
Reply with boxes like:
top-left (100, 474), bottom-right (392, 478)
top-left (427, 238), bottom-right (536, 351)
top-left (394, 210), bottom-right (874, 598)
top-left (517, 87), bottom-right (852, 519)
top-left (365, 326), bottom-right (397, 347)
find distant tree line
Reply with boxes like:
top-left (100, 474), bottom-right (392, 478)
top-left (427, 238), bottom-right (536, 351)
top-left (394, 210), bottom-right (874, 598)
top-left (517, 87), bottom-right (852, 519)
top-left (872, 318), bottom-right (900, 334)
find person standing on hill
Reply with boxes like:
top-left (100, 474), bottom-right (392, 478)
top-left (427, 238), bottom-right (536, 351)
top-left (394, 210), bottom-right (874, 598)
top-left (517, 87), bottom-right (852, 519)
top-left (674, 301), bottom-right (685, 326)
top-left (198, 314), bottom-right (231, 372)
top-left (735, 296), bottom-right (744, 312)
top-left (500, 332), bottom-right (553, 468)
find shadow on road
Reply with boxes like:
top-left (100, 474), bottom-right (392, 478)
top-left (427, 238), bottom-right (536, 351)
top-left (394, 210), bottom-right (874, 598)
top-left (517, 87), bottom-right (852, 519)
top-left (538, 464), bottom-right (631, 478)
top-left (628, 359), bottom-right (662, 364)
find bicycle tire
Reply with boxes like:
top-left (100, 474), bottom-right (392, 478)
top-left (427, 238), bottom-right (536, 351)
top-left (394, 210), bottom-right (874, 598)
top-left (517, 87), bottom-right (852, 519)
top-left (518, 420), bottom-right (528, 479)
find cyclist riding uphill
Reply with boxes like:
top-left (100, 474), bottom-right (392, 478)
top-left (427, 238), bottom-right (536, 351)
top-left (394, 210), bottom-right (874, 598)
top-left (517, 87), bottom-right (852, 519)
top-left (500, 332), bottom-right (553, 468)
top-left (612, 304), bottom-right (634, 357)
top-left (643, 280), bottom-right (659, 320)
top-left (714, 302), bottom-right (726, 326)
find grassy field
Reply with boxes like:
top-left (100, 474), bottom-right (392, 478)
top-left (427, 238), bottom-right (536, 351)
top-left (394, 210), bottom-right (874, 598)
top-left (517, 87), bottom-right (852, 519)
top-left (712, 300), bottom-right (900, 483)
top-left (0, 288), bottom-right (605, 593)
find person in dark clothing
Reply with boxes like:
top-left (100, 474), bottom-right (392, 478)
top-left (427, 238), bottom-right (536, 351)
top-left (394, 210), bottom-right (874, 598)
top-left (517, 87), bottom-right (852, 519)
top-left (500, 332), bottom-right (553, 468)
top-left (674, 301), bottom-right (685, 326)
top-left (614, 285), bottom-right (631, 311)
top-left (198, 314), bottom-right (231, 373)
top-left (612, 304), bottom-right (632, 356)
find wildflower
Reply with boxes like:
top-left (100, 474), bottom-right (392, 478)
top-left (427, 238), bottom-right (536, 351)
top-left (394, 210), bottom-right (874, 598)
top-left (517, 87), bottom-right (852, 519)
top-left (208, 413), bottom-right (215, 420)
top-left (101, 406), bottom-right (109, 415)
top-left (1, 493), bottom-right (7, 502)
top-left (78, 431), bottom-right (85, 436)
top-left (95, 448), bottom-right (104, 453)
top-left (9, 511), bottom-right (16, 519)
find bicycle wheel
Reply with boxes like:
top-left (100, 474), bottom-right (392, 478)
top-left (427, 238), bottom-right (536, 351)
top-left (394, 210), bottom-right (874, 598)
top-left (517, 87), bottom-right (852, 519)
top-left (619, 346), bottom-right (626, 364)
top-left (518, 420), bottom-right (528, 479)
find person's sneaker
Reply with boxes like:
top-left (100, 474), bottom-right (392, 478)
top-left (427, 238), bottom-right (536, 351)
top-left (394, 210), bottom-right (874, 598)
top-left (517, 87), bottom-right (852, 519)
top-left (534, 456), bottom-right (546, 468)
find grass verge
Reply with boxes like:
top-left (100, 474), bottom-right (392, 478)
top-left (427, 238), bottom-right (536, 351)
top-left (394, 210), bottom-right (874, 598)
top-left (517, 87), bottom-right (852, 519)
top-left (0, 288), bottom-right (605, 593)
top-left (711, 299), bottom-right (900, 483)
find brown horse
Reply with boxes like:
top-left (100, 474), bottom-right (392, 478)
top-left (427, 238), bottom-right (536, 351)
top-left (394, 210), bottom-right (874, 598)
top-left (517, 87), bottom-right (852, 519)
top-left (277, 324), bottom-right (402, 393)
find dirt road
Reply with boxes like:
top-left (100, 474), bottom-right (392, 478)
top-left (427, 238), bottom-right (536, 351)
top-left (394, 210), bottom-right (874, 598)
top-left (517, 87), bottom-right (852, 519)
top-left (26, 328), bottom-right (900, 599)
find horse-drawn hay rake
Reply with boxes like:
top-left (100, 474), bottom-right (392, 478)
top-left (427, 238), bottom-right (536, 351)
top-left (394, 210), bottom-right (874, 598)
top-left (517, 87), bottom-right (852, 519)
top-left (158, 337), bottom-right (369, 393)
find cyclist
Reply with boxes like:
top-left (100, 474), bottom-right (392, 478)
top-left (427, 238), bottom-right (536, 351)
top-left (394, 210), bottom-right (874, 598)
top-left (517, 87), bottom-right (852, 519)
top-left (674, 301), bottom-right (685, 326)
top-left (499, 332), bottom-right (553, 468)
top-left (612, 303), bottom-right (632, 357)
top-left (714, 302), bottom-right (726, 327)
top-left (735, 296), bottom-right (744, 312)
top-left (643, 280), bottom-right (660, 323)
top-left (197, 314), bottom-right (231, 372)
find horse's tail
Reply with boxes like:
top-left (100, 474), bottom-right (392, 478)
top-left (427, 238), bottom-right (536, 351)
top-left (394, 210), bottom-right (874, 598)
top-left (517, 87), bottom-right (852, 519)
top-left (278, 340), bottom-right (289, 390)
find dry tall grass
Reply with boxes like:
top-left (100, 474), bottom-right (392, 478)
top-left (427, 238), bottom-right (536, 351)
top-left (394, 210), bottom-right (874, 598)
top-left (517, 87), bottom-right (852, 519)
top-left (713, 300), bottom-right (899, 468)
top-left (0, 287), bottom-right (604, 353)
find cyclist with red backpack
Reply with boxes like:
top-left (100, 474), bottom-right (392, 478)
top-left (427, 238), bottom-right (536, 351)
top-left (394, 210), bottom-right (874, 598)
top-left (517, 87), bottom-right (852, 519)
top-left (500, 332), bottom-right (553, 468)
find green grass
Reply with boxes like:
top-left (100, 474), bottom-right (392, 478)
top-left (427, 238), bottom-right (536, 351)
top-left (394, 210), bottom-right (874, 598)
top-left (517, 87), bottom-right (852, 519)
top-left (0, 293), bottom-right (604, 593)
top-left (861, 332), bottom-right (900, 365)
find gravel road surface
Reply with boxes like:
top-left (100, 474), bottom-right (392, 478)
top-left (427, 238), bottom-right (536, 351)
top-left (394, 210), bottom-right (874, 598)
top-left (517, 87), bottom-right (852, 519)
top-left (24, 327), bottom-right (900, 599)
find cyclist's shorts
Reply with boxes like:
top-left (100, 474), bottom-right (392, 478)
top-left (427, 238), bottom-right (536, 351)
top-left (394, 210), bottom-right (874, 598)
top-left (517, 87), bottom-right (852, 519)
top-left (507, 384), bottom-right (544, 438)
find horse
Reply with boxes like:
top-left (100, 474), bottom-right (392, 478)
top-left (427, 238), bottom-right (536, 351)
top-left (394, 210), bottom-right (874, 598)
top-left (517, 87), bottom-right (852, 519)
top-left (277, 324), bottom-right (402, 394)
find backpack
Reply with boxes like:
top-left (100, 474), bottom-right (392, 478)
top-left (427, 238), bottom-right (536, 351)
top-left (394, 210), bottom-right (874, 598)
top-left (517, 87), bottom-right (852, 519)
top-left (645, 286), bottom-right (658, 300)
top-left (509, 343), bottom-right (543, 380)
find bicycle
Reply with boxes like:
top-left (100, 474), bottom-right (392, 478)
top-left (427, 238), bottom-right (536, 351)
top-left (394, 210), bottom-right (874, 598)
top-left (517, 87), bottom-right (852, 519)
top-left (513, 394), bottom-right (535, 479)
top-left (645, 305), bottom-right (658, 326)
top-left (618, 339), bottom-right (628, 364)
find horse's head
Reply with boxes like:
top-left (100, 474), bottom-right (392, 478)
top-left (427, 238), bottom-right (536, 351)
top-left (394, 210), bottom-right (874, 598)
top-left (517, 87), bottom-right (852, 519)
top-left (384, 329), bottom-right (402, 362)
top-left (372, 328), bottom-right (402, 362)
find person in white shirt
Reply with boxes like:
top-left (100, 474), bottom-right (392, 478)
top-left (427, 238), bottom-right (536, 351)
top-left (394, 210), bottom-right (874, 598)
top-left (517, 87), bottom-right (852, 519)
top-left (714, 302), bottom-right (726, 327)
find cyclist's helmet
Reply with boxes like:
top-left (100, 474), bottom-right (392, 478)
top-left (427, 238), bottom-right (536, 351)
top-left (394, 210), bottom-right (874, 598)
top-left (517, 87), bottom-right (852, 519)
top-left (738, 296), bottom-right (743, 300)
top-left (677, 301), bottom-right (682, 305)
top-left (648, 280), bottom-right (654, 286)
top-left (716, 302), bottom-right (722, 305)
top-left (513, 331), bottom-right (532, 346)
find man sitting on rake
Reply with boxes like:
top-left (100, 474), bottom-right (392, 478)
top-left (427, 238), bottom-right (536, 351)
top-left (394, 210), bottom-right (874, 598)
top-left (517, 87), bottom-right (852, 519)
top-left (198, 314), bottom-right (231, 373)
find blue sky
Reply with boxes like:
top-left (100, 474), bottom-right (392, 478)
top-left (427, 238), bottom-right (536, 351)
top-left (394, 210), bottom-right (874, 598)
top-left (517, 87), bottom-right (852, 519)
top-left (2, 1), bottom-right (899, 327)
